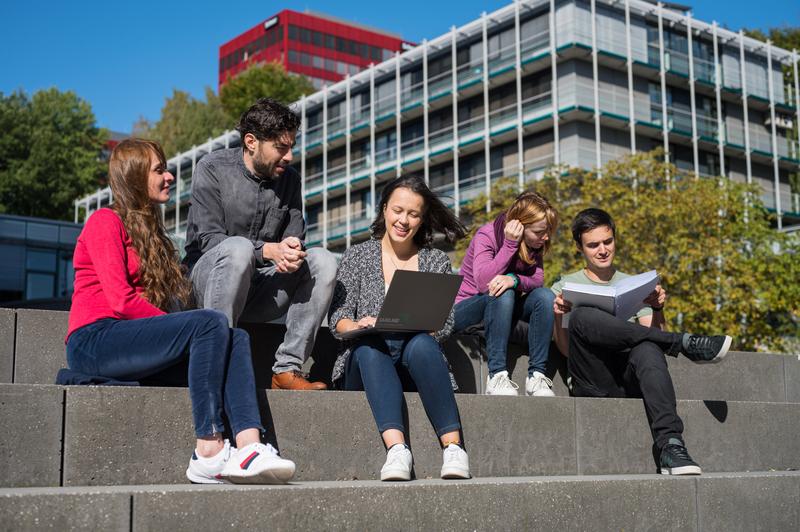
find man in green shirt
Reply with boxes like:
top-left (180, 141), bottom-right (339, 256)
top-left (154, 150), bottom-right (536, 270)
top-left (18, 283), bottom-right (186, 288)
top-left (551, 208), bottom-right (732, 475)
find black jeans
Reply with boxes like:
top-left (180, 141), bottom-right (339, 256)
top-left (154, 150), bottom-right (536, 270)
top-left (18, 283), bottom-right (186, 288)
top-left (567, 306), bottom-right (684, 449)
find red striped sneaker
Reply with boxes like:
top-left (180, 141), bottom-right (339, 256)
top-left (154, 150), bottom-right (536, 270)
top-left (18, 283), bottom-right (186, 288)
top-left (186, 439), bottom-right (234, 484)
top-left (221, 442), bottom-right (296, 484)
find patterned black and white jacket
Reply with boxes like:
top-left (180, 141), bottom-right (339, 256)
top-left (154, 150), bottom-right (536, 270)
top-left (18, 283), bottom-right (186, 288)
top-left (328, 238), bottom-right (457, 387)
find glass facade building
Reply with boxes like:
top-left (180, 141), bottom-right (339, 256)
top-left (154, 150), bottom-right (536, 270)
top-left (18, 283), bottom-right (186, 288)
top-left (76, 0), bottom-right (800, 250)
top-left (0, 214), bottom-right (81, 308)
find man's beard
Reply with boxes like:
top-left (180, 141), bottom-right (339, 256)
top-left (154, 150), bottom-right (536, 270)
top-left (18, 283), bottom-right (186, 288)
top-left (252, 154), bottom-right (282, 179)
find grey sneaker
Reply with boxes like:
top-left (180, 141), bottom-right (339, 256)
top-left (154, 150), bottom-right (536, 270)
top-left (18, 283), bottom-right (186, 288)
top-left (681, 334), bottom-right (732, 364)
top-left (441, 444), bottom-right (470, 479)
top-left (381, 444), bottom-right (412, 481)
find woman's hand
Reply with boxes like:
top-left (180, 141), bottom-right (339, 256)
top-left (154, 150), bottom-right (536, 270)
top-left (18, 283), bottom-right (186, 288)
top-left (553, 294), bottom-right (572, 316)
top-left (488, 275), bottom-right (516, 297)
top-left (503, 219), bottom-right (524, 242)
top-left (355, 316), bottom-right (377, 330)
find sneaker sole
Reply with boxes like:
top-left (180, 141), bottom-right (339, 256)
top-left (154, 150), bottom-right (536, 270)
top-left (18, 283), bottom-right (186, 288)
top-left (380, 468), bottom-right (411, 481)
top-left (526, 389), bottom-right (555, 397)
top-left (441, 466), bottom-right (471, 479)
top-left (485, 390), bottom-right (519, 396)
top-left (186, 468), bottom-right (226, 484)
top-left (223, 464), bottom-right (296, 485)
top-left (660, 465), bottom-right (702, 475)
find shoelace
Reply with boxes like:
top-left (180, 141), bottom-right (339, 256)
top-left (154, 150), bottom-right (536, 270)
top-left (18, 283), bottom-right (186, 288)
top-left (386, 445), bottom-right (409, 466)
top-left (687, 335), bottom-right (714, 355)
top-left (443, 445), bottom-right (462, 463)
top-left (532, 375), bottom-right (553, 388)
top-left (494, 374), bottom-right (519, 390)
top-left (664, 444), bottom-right (693, 462)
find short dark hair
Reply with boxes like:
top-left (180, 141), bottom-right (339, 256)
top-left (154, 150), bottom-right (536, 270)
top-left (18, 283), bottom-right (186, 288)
top-left (236, 98), bottom-right (301, 141)
top-left (370, 175), bottom-right (467, 247)
top-left (571, 208), bottom-right (616, 246)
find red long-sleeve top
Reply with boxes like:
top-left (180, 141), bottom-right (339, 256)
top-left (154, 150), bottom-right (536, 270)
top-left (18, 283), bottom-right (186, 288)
top-left (66, 208), bottom-right (165, 340)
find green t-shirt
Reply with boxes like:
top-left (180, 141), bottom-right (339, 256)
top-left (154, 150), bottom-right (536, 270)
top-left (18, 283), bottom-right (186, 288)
top-left (550, 269), bottom-right (653, 322)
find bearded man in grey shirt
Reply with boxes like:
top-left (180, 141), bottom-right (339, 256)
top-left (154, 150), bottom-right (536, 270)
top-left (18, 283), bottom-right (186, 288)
top-left (184, 98), bottom-right (336, 390)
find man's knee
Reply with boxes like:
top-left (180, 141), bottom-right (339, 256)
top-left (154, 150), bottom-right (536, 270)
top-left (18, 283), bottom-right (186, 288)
top-left (305, 247), bottom-right (337, 285)
top-left (567, 306), bottom-right (604, 338)
top-left (217, 236), bottom-right (256, 270)
top-left (526, 287), bottom-right (555, 311)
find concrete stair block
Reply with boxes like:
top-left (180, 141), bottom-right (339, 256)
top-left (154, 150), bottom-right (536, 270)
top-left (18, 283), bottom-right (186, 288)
top-left (13, 309), bottom-right (68, 385)
top-left (785, 353), bottom-right (800, 404)
top-left (1, 472), bottom-right (799, 531)
top-left (0, 384), bottom-right (63, 488)
top-left (0, 309), bottom-right (15, 383)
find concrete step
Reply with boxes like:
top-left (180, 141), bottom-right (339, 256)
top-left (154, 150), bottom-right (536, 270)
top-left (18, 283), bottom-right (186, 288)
top-left (2, 384), bottom-right (798, 488)
top-left (4, 308), bottom-right (800, 403)
top-left (1, 472), bottom-right (799, 531)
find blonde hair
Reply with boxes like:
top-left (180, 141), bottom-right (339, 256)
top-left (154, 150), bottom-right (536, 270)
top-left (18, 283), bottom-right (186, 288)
top-left (505, 191), bottom-right (559, 264)
top-left (108, 138), bottom-right (192, 311)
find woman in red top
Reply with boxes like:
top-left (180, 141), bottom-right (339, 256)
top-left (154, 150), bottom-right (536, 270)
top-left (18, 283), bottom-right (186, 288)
top-left (66, 138), bottom-right (295, 484)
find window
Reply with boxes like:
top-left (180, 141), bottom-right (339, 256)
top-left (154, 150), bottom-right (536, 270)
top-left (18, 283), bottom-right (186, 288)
top-left (312, 55), bottom-right (323, 69)
top-left (288, 25), bottom-right (298, 40)
top-left (325, 35), bottom-right (335, 49)
top-left (312, 31), bottom-right (323, 47)
top-left (300, 28), bottom-right (311, 43)
top-left (288, 50), bottom-right (299, 64)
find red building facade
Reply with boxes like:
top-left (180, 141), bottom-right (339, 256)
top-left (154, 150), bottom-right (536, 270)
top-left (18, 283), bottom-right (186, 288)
top-left (218, 10), bottom-right (413, 89)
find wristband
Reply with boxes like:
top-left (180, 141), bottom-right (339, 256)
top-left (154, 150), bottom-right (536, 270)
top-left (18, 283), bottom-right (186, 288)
top-left (505, 273), bottom-right (519, 289)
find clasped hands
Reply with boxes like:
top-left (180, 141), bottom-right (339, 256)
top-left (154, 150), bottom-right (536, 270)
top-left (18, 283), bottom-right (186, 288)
top-left (262, 237), bottom-right (306, 273)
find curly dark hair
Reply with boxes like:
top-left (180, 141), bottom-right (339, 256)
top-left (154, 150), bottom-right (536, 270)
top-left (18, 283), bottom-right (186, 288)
top-left (236, 98), bottom-right (301, 141)
top-left (370, 175), bottom-right (467, 247)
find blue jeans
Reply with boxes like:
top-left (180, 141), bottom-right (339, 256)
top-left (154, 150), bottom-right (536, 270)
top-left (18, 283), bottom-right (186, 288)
top-left (66, 309), bottom-right (264, 438)
top-left (453, 287), bottom-right (556, 377)
top-left (344, 333), bottom-right (461, 438)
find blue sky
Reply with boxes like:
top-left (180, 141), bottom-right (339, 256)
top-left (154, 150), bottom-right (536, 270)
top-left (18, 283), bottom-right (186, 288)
top-left (2, 0), bottom-right (798, 134)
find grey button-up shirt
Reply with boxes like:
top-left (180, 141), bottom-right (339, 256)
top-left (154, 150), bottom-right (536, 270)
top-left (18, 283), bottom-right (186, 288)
top-left (184, 147), bottom-right (305, 270)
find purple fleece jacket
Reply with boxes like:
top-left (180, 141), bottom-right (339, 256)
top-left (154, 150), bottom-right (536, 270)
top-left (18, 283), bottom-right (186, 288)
top-left (455, 214), bottom-right (545, 304)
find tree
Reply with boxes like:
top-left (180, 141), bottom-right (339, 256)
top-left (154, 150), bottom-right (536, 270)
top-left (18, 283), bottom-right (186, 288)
top-left (0, 88), bottom-right (107, 220)
top-left (139, 87), bottom-right (230, 158)
top-left (455, 150), bottom-right (799, 353)
top-left (219, 62), bottom-right (314, 121)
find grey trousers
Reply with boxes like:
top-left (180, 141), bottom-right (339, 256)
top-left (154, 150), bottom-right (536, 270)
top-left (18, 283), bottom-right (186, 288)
top-left (190, 236), bottom-right (338, 374)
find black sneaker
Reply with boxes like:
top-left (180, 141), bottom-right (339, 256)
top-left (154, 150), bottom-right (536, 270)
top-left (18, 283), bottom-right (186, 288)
top-left (681, 334), bottom-right (732, 364)
top-left (659, 440), bottom-right (702, 475)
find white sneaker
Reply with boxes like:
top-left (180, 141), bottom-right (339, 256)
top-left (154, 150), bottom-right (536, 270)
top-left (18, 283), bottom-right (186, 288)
top-left (221, 442), bottom-right (296, 484)
top-left (441, 444), bottom-right (471, 479)
top-left (485, 370), bottom-right (519, 396)
top-left (381, 444), bottom-right (412, 481)
top-left (525, 371), bottom-right (555, 397)
top-left (186, 439), bottom-right (235, 484)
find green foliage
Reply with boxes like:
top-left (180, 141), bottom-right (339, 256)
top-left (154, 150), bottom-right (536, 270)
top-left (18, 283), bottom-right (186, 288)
top-left (455, 150), bottom-right (800, 353)
top-left (138, 88), bottom-right (230, 158)
top-left (0, 89), bottom-right (107, 220)
top-left (219, 62), bottom-right (314, 121)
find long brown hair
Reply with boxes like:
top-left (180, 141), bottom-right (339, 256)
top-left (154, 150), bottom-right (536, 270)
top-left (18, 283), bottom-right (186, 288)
top-left (506, 191), bottom-right (559, 264)
top-left (108, 138), bottom-right (192, 310)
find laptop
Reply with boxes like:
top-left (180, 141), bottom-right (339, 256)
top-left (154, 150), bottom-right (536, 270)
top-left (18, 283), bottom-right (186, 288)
top-left (339, 270), bottom-right (463, 339)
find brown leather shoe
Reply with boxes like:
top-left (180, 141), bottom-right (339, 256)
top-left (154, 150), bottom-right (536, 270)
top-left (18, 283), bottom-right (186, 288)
top-left (271, 370), bottom-right (328, 391)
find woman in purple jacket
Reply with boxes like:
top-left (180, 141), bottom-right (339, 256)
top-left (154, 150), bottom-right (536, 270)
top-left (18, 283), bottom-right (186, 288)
top-left (454, 191), bottom-right (559, 396)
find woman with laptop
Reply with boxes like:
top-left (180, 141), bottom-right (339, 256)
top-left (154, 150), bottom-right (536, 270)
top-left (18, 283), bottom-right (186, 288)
top-left (328, 175), bottom-right (470, 481)
top-left (453, 191), bottom-right (560, 397)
